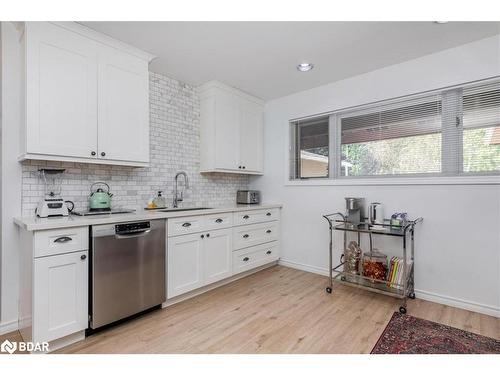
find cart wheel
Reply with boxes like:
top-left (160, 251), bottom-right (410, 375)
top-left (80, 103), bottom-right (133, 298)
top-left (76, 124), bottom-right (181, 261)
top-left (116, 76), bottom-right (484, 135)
top-left (408, 292), bottom-right (416, 299)
top-left (325, 287), bottom-right (332, 294)
top-left (399, 306), bottom-right (407, 314)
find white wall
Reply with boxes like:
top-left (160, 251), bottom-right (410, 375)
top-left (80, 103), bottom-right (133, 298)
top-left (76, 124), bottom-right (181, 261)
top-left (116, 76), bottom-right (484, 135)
top-left (0, 22), bottom-right (23, 334)
top-left (251, 35), bottom-right (500, 317)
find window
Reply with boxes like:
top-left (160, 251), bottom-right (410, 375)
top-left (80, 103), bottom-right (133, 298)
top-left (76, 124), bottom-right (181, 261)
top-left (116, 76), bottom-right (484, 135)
top-left (290, 116), bottom-right (329, 179)
top-left (462, 82), bottom-right (500, 173)
top-left (289, 78), bottom-right (500, 181)
top-left (340, 95), bottom-right (442, 177)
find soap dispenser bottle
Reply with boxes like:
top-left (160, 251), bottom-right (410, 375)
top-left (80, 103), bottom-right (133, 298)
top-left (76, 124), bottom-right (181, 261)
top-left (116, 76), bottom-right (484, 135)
top-left (152, 191), bottom-right (166, 209)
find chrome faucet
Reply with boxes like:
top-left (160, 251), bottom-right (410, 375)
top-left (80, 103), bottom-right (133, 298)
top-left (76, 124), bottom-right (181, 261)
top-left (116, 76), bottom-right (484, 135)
top-left (173, 171), bottom-right (189, 208)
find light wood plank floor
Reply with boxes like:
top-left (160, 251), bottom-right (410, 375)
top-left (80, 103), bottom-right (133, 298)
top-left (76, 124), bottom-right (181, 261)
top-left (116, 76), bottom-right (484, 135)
top-left (2, 265), bottom-right (499, 353)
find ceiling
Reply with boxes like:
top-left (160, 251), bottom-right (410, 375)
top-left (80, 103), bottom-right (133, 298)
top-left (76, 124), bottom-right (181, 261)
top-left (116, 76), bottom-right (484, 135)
top-left (81, 22), bottom-right (500, 100)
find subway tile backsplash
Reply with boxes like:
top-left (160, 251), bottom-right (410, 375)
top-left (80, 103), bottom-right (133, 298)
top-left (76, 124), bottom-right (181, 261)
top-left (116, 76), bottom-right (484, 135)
top-left (21, 72), bottom-right (249, 216)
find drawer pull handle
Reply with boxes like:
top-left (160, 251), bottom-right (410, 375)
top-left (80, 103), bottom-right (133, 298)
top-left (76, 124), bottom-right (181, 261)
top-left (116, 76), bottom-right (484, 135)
top-left (201, 234), bottom-right (205, 239)
top-left (206, 233), bottom-right (210, 238)
top-left (80, 254), bottom-right (87, 260)
top-left (243, 234), bottom-right (249, 239)
top-left (266, 212), bottom-right (271, 216)
top-left (266, 230), bottom-right (272, 234)
top-left (182, 222), bottom-right (191, 227)
top-left (215, 218), bottom-right (223, 223)
top-left (243, 215), bottom-right (250, 219)
top-left (243, 257), bottom-right (250, 262)
top-left (266, 250), bottom-right (272, 255)
top-left (54, 236), bottom-right (73, 243)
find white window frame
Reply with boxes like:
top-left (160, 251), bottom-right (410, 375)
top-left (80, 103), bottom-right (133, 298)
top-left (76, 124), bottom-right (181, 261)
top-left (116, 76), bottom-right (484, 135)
top-left (286, 77), bottom-right (500, 186)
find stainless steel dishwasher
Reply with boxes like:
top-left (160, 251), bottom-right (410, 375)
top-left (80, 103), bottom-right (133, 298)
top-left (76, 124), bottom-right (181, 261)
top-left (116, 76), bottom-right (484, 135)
top-left (90, 219), bottom-right (166, 329)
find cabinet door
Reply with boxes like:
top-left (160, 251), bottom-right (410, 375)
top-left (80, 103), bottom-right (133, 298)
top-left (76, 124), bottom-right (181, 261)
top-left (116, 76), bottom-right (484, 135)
top-left (203, 228), bottom-right (232, 284)
top-left (239, 100), bottom-right (264, 173)
top-left (97, 47), bottom-right (149, 163)
top-left (25, 22), bottom-right (98, 158)
top-left (33, 251), bottom-right (88, 343)
top-left (167, 233), bottom-right (204, 298)
top-left (214, 92), bottom-right (240, 170)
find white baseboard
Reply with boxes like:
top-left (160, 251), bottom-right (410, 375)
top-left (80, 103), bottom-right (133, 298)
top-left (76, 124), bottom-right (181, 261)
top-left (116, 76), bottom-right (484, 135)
top-left (0, 319), bottom-right (19, 335)
top-left (278, 258), bottom-right (500, 318)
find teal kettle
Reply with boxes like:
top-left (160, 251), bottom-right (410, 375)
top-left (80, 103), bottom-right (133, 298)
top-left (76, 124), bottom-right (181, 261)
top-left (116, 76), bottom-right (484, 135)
top-left (89, 182), bottom-right (113, 211)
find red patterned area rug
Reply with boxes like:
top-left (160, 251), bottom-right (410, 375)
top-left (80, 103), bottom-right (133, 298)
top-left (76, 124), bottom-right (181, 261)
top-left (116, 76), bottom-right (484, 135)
top-left (371, 312), bottom-right (500, 354)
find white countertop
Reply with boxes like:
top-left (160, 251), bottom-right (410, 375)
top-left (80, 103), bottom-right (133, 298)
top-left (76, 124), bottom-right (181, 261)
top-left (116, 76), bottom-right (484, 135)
top-left (14, 203), bottom-right (283, 231)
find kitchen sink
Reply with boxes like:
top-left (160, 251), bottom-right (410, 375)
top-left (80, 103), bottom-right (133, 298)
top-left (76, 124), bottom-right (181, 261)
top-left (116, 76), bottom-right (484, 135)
top-left (157, 207), bottom-right (212, 212)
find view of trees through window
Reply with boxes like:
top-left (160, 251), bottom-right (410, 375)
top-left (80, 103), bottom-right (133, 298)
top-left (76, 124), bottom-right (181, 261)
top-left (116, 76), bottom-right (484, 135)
top-left (341, 133), bottom-right (442, 176)
top-left (463, 126), bottom-right (500, 172)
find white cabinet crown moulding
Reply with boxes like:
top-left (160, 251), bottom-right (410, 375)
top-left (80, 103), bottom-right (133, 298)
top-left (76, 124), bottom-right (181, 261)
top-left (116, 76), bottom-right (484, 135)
top-left (198, 80), bottom-right (265, 175)
top-left (18, 22), bottom-right (155, 168)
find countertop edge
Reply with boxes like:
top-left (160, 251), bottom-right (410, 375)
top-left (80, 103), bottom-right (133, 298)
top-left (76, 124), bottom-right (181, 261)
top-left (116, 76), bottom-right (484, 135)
top-left (14, 204), bottom-right (283, 231)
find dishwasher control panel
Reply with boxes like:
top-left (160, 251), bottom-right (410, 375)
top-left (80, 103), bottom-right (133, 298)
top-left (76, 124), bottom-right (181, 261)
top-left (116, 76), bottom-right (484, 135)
top-left (115, 221), bottom-right (151, 234)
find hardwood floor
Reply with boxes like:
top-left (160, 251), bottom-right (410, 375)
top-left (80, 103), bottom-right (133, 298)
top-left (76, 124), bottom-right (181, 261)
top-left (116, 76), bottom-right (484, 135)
top-left (2, 265), bottom-right (499, 353)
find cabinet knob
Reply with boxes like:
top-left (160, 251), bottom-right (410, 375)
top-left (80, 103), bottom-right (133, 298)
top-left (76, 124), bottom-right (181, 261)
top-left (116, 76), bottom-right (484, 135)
top-left (215, 218), bottom-right (223, 223)
top-left (243, 234), bottom-right (249, 238)
top-left (266, 230), bottom-right (272, 234)
top-left (243, 257), bottom-right (250, 262)
top-left (201, 234), bottom-right (204, 239)
top-left (242, 166), bottom-right (246, 169)
top-left (80, 254), bottom-right (87, 260)
top-left (243, 215), bottom-right (249, 219)
top-left (266, 250), bottom-right (272, 255)
top-left (206, 233), bottom-right (210, 238)
top-left (91, 151), bottom-right (96, 156)
top-left (266, 212), bottom-right (271, 216)
top-left (238, 166), bottom-right (242, 169)
top-left (101, 152), bottom-right (106, 157)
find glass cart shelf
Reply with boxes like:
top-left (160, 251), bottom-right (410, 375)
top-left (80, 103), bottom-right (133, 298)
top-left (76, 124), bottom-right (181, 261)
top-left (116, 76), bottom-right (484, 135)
top-left (323, 213), bottom-right (423, 314)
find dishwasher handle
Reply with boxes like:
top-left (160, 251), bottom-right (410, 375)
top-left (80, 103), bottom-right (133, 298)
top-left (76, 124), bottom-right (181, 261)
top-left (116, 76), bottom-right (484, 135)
top-left (115, 229), bottom-right (151, 239)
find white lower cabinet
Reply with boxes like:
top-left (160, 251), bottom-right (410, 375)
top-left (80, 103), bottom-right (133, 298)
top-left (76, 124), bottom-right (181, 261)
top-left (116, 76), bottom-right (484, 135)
top-left (33, 250), bottom-right (88, 343)
top-left (203, 228), bottom-right (232, 284)
top-left (233, 242), bottom-right (280, 275)
top-left (167, 233), bottom-right (204, 298)
top-left (168, 228), bottom-right (232, 298)
top-left (167, 208), bottom-right (281, 299)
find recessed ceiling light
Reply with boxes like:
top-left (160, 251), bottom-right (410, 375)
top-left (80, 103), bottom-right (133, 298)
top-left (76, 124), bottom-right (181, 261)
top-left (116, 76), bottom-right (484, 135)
top-left (434, 21), bottom-right (448, 24)
top-left (297, 63), bottom-right (314, 72)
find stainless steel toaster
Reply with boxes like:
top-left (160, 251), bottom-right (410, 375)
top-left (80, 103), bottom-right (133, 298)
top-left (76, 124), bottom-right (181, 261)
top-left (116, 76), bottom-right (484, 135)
top-left (237, 190), bottom-right (261, 204)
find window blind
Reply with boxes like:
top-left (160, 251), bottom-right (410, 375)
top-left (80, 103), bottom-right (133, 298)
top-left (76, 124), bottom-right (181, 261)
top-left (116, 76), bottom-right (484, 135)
top-left (462, 81), bottom-right (500, 173)
top-left (339, 95), bottom-right (443, 177)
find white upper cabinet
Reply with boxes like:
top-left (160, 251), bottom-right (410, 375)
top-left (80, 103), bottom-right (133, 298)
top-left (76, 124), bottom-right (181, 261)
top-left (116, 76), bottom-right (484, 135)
top-left (199, 81), bottom-right (264, 175)
top-left (20, 22), bottom-right (154, 167)
top-left (97, 46), bottom-right (150, 163)
top-left (25, 22), bottom-right (98, 159)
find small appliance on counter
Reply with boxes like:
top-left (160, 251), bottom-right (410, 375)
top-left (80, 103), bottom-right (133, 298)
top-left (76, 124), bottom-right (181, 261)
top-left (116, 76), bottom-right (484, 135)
top-left (88, 181), bottom-right (113, 212)
top-left (71, 208), bottom-right (136, 216)
top-left (71, 181), bottom-right (135, 216)
top-left (35, 168), bottom-right (71, 218)
top-left (368, 202), bottom-right (384, 225)
top-left (237, 190), bottom-right (261, 204)
top-left (345, 197), bottom-right (365, 224)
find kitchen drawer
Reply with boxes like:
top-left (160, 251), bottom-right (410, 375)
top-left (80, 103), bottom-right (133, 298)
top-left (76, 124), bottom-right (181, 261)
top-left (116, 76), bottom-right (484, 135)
top-left (34, 226), bottom-right (89, 258)
top-left (168, 215), bottom-right (205, 237)
top-left (234, 208), bottom-right (280, 226)
top-left (232, 242), bottom-right (279, 275)
top-left (203, 212), bottom-right (234, 231)
top-left (233, 221), bottom-right (279, 250)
